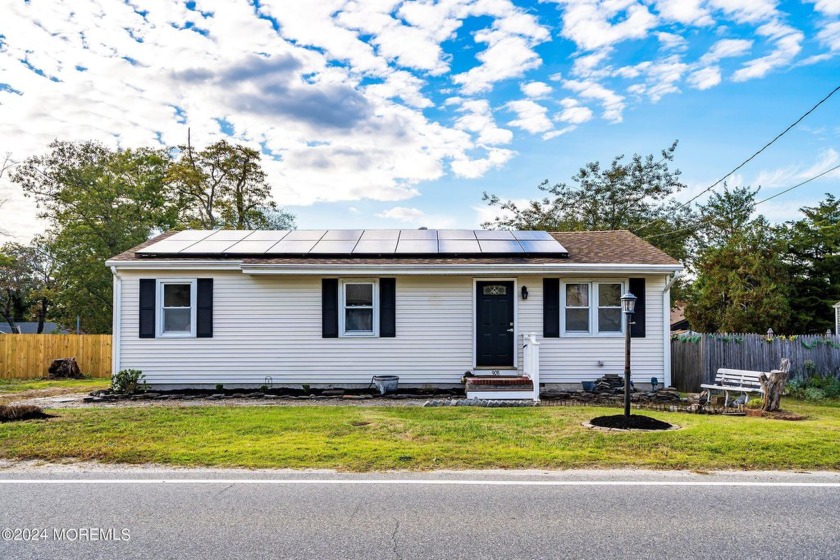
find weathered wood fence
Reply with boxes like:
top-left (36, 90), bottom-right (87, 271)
top-left (0, 334), bottom-right (112, 379)
top-left (672, 333), bottom-right (840, 392)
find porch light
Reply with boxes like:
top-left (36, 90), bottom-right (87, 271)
top-left (621, 292), bottom-right (637, 315)
top-left (521, 286), bottom-right (529, 300)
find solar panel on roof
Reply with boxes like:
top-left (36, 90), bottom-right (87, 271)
top-left (238, 230), bottom-right (289, 241)
top-left (353, 239), bottom-right (398, 253)
top-left (265, 239), bottom-right (319, 253)
top-left (518, 240), bottom-right (566, 253)
top-left (283, 230), bottom-right (326, 241)
top-left (439, 239), bottom-right (481, 253)
top-left (322, 230), bottom-right (363, 241)
top-left (478, 240), bottom-right (525, 253)
top-left (310, 240), bottom-right (358, 253)
top-left (512, 230), bottom-right (553, 241)
top-left (223, 240), bottom-right (278, 254)
top-left (474, 230), bottom-right (515, 240)
top-left (167, 230), bottom-right (215, 241)
top-left (399, 229), bottom-right (438, 240)
top-left (395, 239), bottom-right (438, 253)
top-left (206, 230), bottom-right (253, 241)
top-left (136, 229), bottom-right (568, 257)
top-left (438, 229), bottom-right (477, 240)
top-left (136, 239), bottom-right (200, 254)
top-left (360, 229), bottom-right (400, 240)
top-left (180, 240), bottom-right (239, 253)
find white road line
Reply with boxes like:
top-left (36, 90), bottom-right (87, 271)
top-left (0, 479), bottom-right (838, 487)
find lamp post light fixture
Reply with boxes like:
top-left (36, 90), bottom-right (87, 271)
top-left (620, 292), bottom-right (637, 428)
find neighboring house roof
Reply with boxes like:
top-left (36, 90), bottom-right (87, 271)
top-left (0, 321), bottom-right (67, 334)
top-left (109, 229), bottom-right (680, 269)
top-left (670, 302), bottom-right (690, 332)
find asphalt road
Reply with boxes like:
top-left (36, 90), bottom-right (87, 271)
top-left (1, 468), bottom-right (839, 559)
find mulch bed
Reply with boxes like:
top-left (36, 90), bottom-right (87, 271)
top-left (589, 414), bottom-right (674, 431)
top-left (0, 405), bottom-right (55, 423)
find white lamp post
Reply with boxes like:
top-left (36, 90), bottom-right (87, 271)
top-left (621, 292), bottom-right (637, 427)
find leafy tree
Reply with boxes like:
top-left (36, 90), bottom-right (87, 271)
top-left (783, 194), bottom-right (840, 333)
top-left (167, 138), bottom-right (285, 229)
top-left (11, 141), bottom-right (178, 333)
top-left (482, 141), bottom-right (696, 261)
top-left (0, 237), bottom-right (57, 333)
top-left (685, 213), bottom-right (791, 334)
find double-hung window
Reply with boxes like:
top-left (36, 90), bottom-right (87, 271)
top-left (158, 280), bottom-right (196, 337)
top-left (340, 280), bottom-right (377, 336)
top-left (562, 281), bottom-right (624, 336)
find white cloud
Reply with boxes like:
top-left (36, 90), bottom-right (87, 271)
top-left (453, 99), bottom-right (513, 145)
top-left (708, 0), bottom-right (779, 24)
top-left (453, 30), bottom-right (547, 94)
top-left (451, 147), bottom-right (516, 179)
top-left (732, 21), bottom-right (803, 81)
top-left (816, 21), bottom-right (840, 52)
top-left (655, 0), bottom-right (714, 26)
top-left (657, 32), bottom-right (689, 51)
top-left (556, 98), bottom-right (594, 124)
top-left (702, 38), bottom-right (754, 62)
top-left (0, 0), bottom-right (532, 215)
top-left (553, 0), bottom-right (658, 52)
top-left (562, 80), bottom-right (625, 122)
top-left (808, 0), bottom-right (840, 16)
top-left (521, 81), bottom-right (553, 98)
top-left (687, 65), bottom-right (721, 89)
top-left (505, 99), bottom-right (553, 133)
top-left (376, 206), bottom-right (426, 223)
top-left (752, 149), bottom-right (840, 188)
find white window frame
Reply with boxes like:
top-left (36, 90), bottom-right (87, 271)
top-left (156, 279), bottom-right (197, 338)
top-left (339, 279), bottom-right (378, 337)
top-left (560, 280), bottom-right (625, 337)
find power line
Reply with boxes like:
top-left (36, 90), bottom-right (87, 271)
top-left (635, 82), bottom-right (840, 235)
top-left (642, 162), bottom-right (840, 241)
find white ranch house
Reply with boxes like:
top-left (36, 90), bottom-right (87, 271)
top-left (106, 229), bottom-right (683, 393)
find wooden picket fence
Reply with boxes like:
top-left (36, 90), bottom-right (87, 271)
top-left (672, 333), bottom-right (840, 392)
top-left (0, 334), bottom-right (112, 379)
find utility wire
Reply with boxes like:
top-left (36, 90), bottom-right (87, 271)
top-left (642, 163), bottom-right (840, 241)
top-left (635, 83), bottom-right (840, 236)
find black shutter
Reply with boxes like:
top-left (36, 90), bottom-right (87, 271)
top-left (629, 278), bottom-right (646, 338)
top-left (379, 278), bottom-right (396, 337)
top-left (543, 278), bottom-right (560, 338)
top-left (322, 279), bottom-right (339, 338)
top-left (197, 278), bottom-right (213, 338)
top-left (139, 279), bottom-right (156, 338)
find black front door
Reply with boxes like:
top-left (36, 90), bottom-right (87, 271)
top-left (476, 281), bottom-right (514, 367)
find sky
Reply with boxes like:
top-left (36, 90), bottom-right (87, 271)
top-left (1, 0), bottom-right (839, 243)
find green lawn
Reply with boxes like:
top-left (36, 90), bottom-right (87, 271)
top-left (1, 399), bottom-right (839, 471)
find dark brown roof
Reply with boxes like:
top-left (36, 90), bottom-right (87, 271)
top-left (109, 229), bottom-right (680, 267)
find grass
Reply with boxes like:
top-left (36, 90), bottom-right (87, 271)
top-left (0, 378), bottom-right (110, 405)
top-left (0, 398), bottom-right (838, 471)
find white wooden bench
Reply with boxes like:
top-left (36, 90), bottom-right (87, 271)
top-left (701, 368), bottom-right (766, 407)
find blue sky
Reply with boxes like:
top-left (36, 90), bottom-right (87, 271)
top-left (1, 0), bottom-right (839, 241)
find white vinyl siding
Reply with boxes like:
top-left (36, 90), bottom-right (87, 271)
top-left (516, 275), bottom-right (667, 384)
top-left (119, 272), bottom-right (474, 385)
top-left (117, 271), bottom-right (668, 387)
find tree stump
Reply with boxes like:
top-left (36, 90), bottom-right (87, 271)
top-left (47, 357), bottom-right (83, 379)
top-left (759, 358), bottom-right (791, 412)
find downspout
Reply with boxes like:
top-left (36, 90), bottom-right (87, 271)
top-left (111, 266), bottom-right (122, 379)
top-left (662, 270), bottom-right (682, 388)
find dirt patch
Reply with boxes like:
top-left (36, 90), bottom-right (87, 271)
top-left (588, 414), bottom-right (675, 431)
top-left (761, 410), bottom-right (808, 421)
top-left (0, 404), bottom-right (55, 422)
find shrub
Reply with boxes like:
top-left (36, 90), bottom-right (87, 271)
top-left (112, 369), bottom-right (146, 394)
top-left (804, 387), bottom-right (827, 402)
top-left (215, 384), bottom-right (224, 392)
